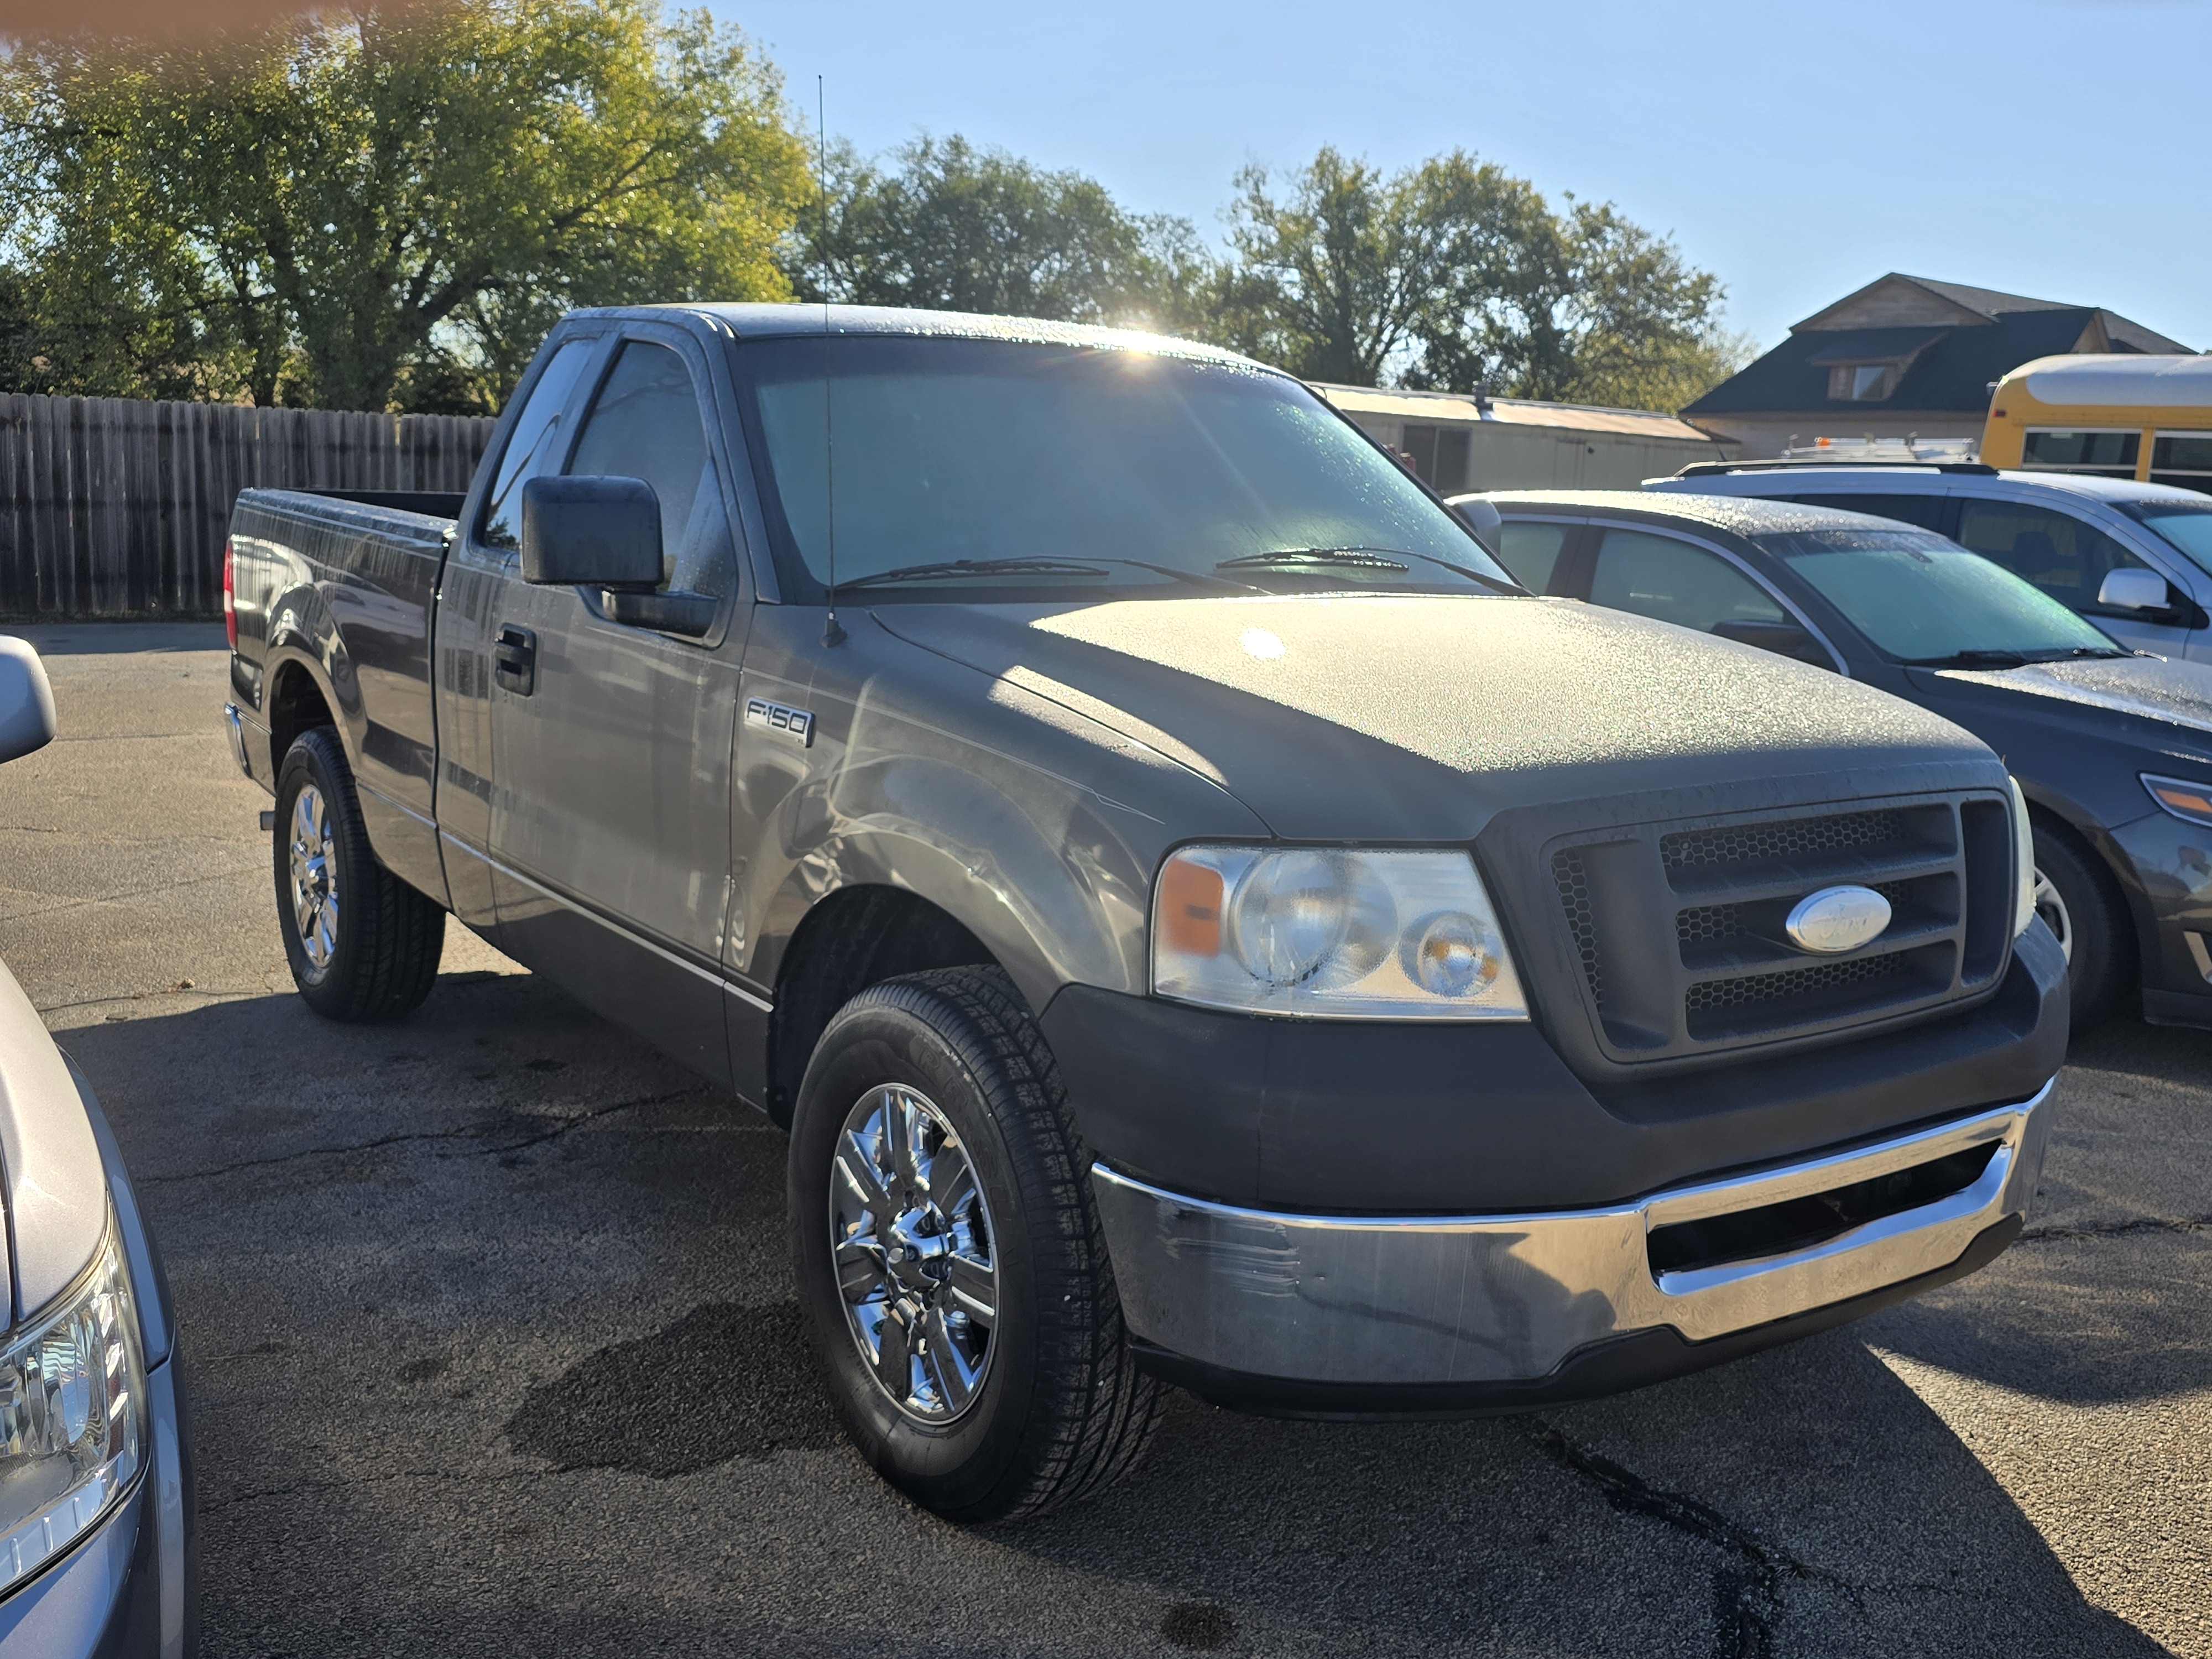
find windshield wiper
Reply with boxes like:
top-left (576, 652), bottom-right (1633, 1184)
top-left (1903, 649), bottom-right (2033, 669)
top-left (845, 556), bottom-right (1244, 591)
top-left (1218, 546), bottom-right (1528, 595)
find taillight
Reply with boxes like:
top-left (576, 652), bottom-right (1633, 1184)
top-left (222, 538), bottom-right (237, 650)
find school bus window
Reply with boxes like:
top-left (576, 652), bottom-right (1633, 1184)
top-left (2151, 432), bottom-right (2212, 495)
top-left (2020, 429), bottom-right (2139, 478)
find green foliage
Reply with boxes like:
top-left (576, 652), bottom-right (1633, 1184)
top-left (792, 133), bottom-right (1201, 333)
top-left (0, 0), bottom-right (810, 411)
top-left (1224, 148), bottom-right (1741, 411)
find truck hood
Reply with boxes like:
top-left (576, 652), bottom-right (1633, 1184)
top-left (0, 958), bottom-right (107, 1324)
top-left (874, 594), bottom-right (1995, 839)
top-left (1922, 655), bottom-right (2212, 756)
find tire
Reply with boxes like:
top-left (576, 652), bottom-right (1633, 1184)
top-left (272, 727), bottom-right (445, 1022)
top-left (789, 965), bottom-right (1162, 1523)
top-left (2031, 819), bottom-right (2129, 1031)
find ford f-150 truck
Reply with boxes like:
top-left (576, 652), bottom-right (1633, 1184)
top-left (220, 305), bottom-right (2067, 1522)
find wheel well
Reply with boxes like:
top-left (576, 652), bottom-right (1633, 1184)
top-left (767, 886), bottom-right (999, 1126)
top-left (267, 661), bottom-right (336, 767)
top-left (2028, 805), bottom-right (2140, 964)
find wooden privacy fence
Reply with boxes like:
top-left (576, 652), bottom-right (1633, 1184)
top-left (0, 393), bottom-right (497, 619)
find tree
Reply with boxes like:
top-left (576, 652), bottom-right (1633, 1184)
top-left (0, 0), bottom-right (811, 411)
top-left (1222, 147), bottom-right (1740, 411)
top-left (793, 133), bottom-right (1197, 331)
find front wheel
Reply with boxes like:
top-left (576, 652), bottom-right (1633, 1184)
top-left (2031, 821), bottom-right (2128, 1031)
top-left (789, 966), bottom-right (1161, 1522)
top-left (272, 728), bottom-right (445, 1022)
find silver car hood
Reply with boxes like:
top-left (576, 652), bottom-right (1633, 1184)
top-left (0, 958), bottom-right (107, 1323)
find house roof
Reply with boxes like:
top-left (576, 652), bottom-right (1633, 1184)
top-left (1683, 274), bottom-right (2194, 419)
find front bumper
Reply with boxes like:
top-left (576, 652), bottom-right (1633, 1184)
top-left (1095, 1077), bottom-right (2053, 1415)
top-left (2109, 809), bottom-right (2212, 1028)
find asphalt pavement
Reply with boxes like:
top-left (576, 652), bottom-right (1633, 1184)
top-left (2, 623), bottom-right (2205, 1658)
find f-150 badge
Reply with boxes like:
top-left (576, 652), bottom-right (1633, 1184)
top-left (745, 697), bottom-right (815, 747)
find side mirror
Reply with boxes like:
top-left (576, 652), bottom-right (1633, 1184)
top-left (0, 637), bottom-right (58, 765)
top-left (520, 476), bottom-right (663, 590)
top-left (1712, 618), bottom-right (1834, 669)
top-left (1444, 493), bottom-right (1504, 559)
top-left (2098, 567), bottom-right (2172, 613)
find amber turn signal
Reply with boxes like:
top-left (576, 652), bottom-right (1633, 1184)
top-left (1158, 857), bottom-right (1224, 956)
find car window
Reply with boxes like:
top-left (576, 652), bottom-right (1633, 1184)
top-left (2117, 498), bottom-right (2212, 578)
top-left (478, 338), bottom-right (596, 551)
top-left (1757, 527), bottom-right (2118, 663)
top-left (1787, 493), bottom-right (1947, 531)
top-left (1954, 500), bottom-right (2158, 615)
top-left (567, 341), bottom-right (714, 588)
top-left (1589, 529), bottom-right (1784, 633)
top-left (1496, 521), bottom-right (1569, 594)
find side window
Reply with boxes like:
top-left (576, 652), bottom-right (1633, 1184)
top-left (478, 338), bottom-right (596, 551)
top-left (566, 340), bottom-right (727, 593)
top-left (1789, 492), bottom-right (1947, 532)
top-left (1954, 500), bottom-right (2157, 615)
top-left (1589, 529), bottom-right (1785, 633)
top-left (1496, 521), bottom-right (1570, 594)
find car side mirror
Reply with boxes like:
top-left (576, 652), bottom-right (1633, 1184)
top-left (1711, 618), bottom-right (1834, 669)
top-left (2098, 568), bottom-right (2172, 613)
top-left (520, 475), bottom-right (664, 591)
top-left (1444, 493), bottom-right (1504, 559)
top-left (0, 636), bottom-right (58, 765)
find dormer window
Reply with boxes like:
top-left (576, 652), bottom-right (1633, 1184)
top-left (1828, 363), bottom-right (1897, 401)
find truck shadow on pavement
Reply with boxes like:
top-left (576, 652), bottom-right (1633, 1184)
top-left (55, 976), bottom-right (2182, 1659)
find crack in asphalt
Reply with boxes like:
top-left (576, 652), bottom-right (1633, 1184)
top-left (1524, 1420), bottom-right (1968, 1656)
top-left (138, 1086), bottom-right (701, 1186)
top-left (2022, 1212), bottom-right (2210, 1241)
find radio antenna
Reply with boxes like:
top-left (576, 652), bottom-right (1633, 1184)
top-left (818, 74), bottom-right (845, 647)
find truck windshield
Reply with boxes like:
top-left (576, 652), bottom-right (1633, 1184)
top-left (1755, 528), bottom-right (2125, 665)
top-left (2116, 498), bottom-right (2212, 577)
top-left (732, 335), bottom-right (1512, 599)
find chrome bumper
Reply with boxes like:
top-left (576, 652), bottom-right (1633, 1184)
top-left (1092, 1077), bottom-right (2054, 1387)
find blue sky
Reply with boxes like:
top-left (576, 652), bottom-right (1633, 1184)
top-left (722, 0), bottom-right (2211, 353)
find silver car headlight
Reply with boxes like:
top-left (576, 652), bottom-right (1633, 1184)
top-left (1151, 845), bottom-right (1529, 1020)
top-left (2009, 778), bottom-right (2037, 939)
top-left (0, 1225), bottom-right (144, 1597)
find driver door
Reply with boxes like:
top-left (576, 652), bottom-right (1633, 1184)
top-left (487, 325), bottom-right (755, 1083)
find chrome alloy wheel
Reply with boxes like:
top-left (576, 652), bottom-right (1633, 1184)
top-left (2033, 866), bottom-right (2074, 963)
top-left (829, 1084), bottom-right (998, 1422)
top-left (288, 784), bottom-right (340, 969)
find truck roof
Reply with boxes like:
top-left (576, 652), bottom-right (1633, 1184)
top-left (573, 301), bottom-right (1265, 367)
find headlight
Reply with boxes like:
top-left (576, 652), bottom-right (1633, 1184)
top-left (1151, 845), bottom-right (1528, 1019)
top-left (2142, 773), bottom-right (2212, 828)
top-left (2009, 777), bottom-right (2036, 939)
top-left (0, 1225), bottom-right (143, 1597)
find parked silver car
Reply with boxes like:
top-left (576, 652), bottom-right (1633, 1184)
top-left (0, 638), bottom-right (194, 1656)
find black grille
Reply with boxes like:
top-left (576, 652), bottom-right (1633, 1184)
top-left (1545, 793), bottom-right (2011, 1063)
top-left (1661, 808), bottom-right (1912, 875)
top-left (1674, 880), bottom-right (1912, 953)
top-left (1552, 849), bottom-right (1604, 1005)
top-left (1684, 952), bottom-right (1905, 1016)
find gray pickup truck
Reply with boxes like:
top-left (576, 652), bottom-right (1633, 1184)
top-left (221, 305), bottom-right (2067, 1521)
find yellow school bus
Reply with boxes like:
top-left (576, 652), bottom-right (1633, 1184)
top-left (1982, 353), bottom-right (2212, 494)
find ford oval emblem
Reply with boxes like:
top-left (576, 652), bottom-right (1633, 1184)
top-left (1783, 885), bottom-right (1892, 954)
